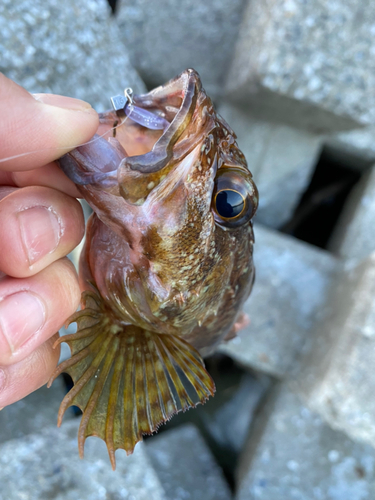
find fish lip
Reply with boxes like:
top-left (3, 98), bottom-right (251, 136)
top-left (123, 69), bottom-right (201, 174)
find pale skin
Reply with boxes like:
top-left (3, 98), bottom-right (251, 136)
top-left (0, 73), bottom-right (99, 408)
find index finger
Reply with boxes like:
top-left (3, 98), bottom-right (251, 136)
top-left (0, 73), bottom-right (99, 172)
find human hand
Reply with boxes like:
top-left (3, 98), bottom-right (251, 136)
top-left (0, 73), bottom-right (99, 408)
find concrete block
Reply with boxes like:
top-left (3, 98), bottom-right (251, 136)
top-left (219, 224), bottom-right (339, 377)
top-left (0, 420), bottom-right (165, 500)
top-left (218, 103), bottom-right (322, 228)
top-left (0, 377), bottom-right (70, 444)
top-left (297, 253), bottom-right (375, 449)
top-left (146, 361), bottom-right (272, 481)
top-left (226, 0), bottom-right (375, 133)
top-left (204, 374), bottom-right (271, 456)
top-left (328, 165), bottom-right (375, 261)
top-left (116, 0), bottom-right (246, 98)
top-left (326, 127), bottom-right (375, 170)
top-left (145, 423), bottom-right (232, 500)
top-left (0, 0), bottom-right (146, 111)
top-left (237, 385), bottom-right (375, 500)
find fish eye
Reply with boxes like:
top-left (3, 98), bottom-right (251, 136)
top-left (212, 168), bottom-right (258, 229)
top-left (215, 189), bottom-right (245, 219)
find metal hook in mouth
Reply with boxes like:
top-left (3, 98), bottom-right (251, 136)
top-left (110, 87), bottom-right (134, 113)
top-left (124, 88), bottom-right (133, 106)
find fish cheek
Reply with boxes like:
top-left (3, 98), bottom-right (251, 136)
top-left (140, 225), bottom-right (162, 263)
top-left (139, 202), bottom-right (207, 298)
top-left (118, 166), bottom-right (167, 204)
top-left (145, 182), bottom-right (190, 234)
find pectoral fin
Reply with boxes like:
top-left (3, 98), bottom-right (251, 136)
top-left (48, 290), bottom-right (215, 470)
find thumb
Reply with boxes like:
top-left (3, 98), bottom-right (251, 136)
top-left (0, 73), bottom-right (99, 171)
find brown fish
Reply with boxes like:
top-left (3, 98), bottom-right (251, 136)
top-left (49, 69), bottom-right (258, 469)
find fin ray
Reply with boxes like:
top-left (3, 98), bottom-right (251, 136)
top-left (154, 335), bottom-right (194, 410)
top-left (53, 323), bottom-right (101, 347)
top-left (49, 290), bottom-right (215, 470)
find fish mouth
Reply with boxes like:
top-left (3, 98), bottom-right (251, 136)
top-left (99, 69), bottom-right (204, 174)
top-left (96, 68), bottom-right (215, 205)
top-left (58, 69), bottom-right (213, 205)
top-left (128, 69), bottom-right (200, 173)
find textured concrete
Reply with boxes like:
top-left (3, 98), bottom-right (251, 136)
top-left (226, 0), bottom-right (375, 132)
top-left (146, 424), bottom-right (232, 500)
top-left (0, 377), bottom-right (69, 444)
top-left (237, 385), bottom-right (375, 500)
top-left (204, 374), bottom-right (271, 456)
top-left (219, 103), bottom-right (322, 228)
top-left (327, 127), bottom-right (375, 169)
top-left (0, 0), bottom-right (146, 111)
top-left (219, 224), bottom-right (339, 377)
top-left (0, 420), bottom-right (165, 500)
top-left (144, 362), bottom-right (272, 482)
top-left (328, 165), bottom-right (375, 261)
top-left (116, 0), bottom-right (246, 98)
top-left (297, 253), bottom-right (375, 449)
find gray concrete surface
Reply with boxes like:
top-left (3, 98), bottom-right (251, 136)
top-left (218, 103), bottom-right (323, 228)
top-left (116, 0), bottom-right (246, 98)
top-left (0, 377), bottom-right (69, 444)
top-left (237, 385), bottom-right (375, 500)
top-left (219, 224), bottom-right (339, 377)
top-left (203, 374), bottom-right (271, 456)
top-left (327, 127), bottom-right (375, 169)
top-left (0, 420), bottom-right (166, 500)
top-left (226, 0), bottom-right (375, 133)
top-left (0, 0), bottom-right (146, 111)
top-left (297, 252), bottom-right (375, 450)
top-left (146, 424), bottom-right (232, 500)
top-left (328, 165), bottom-right (375, 261)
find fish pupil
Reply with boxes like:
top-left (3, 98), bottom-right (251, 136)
top-left (216, 189), bottom-right (244, 219)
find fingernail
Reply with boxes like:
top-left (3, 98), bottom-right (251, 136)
top-left (33, 93), bottom-right (94, 112)
top-left (17, 206), bottom-right (61, 266)
top-left (0, 292), bottom-right (46, 354)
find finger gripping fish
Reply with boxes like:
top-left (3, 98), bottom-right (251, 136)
top-left (48, 69), bottom-right (258, 469)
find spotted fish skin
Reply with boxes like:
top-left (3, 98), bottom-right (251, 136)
top-left (50, 69), bottom-right (258, 468)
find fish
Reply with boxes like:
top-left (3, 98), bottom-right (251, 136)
top-left (48, 69), bottom-right (258, 469)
